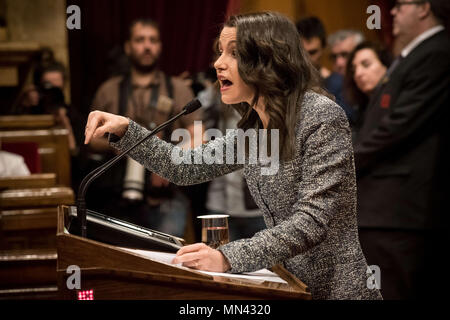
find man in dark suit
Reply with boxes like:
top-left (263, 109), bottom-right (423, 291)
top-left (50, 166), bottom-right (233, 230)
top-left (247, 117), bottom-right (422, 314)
top-left (354, 0), bottom-right (449, 299)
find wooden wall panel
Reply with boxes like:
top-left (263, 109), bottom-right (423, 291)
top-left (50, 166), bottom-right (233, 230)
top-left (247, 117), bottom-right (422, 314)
top-left (295, 0), bottom-right (378, 40)
top-left (241, 0), bottom-right (297, 20)
top-left (239, 0), bottom-right (382, 69)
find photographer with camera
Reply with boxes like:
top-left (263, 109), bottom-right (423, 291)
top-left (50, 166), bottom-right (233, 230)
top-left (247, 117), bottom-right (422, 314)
top-left (14, 61), bottom-right (79, 154)
top-left (13, 57), bottom-right (86, 193)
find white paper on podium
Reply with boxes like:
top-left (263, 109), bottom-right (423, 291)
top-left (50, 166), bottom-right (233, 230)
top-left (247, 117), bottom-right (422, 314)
top-left (119, 247), bottom-right (287, 284)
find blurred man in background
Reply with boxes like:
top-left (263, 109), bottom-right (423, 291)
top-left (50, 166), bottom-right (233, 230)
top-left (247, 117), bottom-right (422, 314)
top-left (355, 0), bottom-right (449, 300)
top-left (328, 29), bottom-right (365, 76)
top-left (296, 16), bottom-right (331, 79)
top-left (324, 29), bottom-right (365, 125)
top-left (88, 19), bottom-right (201, 237)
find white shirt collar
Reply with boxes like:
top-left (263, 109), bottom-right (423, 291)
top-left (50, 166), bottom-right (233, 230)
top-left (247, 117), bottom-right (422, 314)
top-left (401, 25), bottom-right (445, 58)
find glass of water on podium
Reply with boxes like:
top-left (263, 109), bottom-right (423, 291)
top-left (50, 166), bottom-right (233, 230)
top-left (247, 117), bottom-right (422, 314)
top-left (197, 214), bottom-right (230, 249)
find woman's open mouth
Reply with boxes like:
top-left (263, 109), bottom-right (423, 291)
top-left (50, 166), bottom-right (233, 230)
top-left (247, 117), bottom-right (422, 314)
top-left (220, 79), bottom-right (233, 91)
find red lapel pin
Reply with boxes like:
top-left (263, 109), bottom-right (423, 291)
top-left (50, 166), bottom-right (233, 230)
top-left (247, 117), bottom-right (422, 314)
top-left (380, 94), bottom-right (391, 109)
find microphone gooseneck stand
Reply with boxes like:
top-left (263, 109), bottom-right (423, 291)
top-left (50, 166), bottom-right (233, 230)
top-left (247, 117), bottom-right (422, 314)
top-left (77, 99), bottom-right (201, 238)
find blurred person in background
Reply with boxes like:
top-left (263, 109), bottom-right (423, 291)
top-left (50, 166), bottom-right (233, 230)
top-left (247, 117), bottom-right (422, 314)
top-left (176, 66), bottom-right (221, 242)
top-left (326, 30), bottom-right (365, 125)
top-left (328, 30), bottom-right (365, 76)
top-left (296, 16), bottom-right (331, 79)
top-left (345, 41), bottom-right (392, 139)
top-left (14, 58), bottom-right (79, 154)
top-left (11, 55), bottom-right (84, 191)
top-left (0, 138), bottom-right (30, 177)
top-left (206, 106), bottom-right (266, 242)
top-left (354, 0), bottom-right (449, 300)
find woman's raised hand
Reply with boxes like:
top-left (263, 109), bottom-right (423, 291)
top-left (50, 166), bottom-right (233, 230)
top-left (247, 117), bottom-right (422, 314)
top-left (84, 110), bottom-right (129, 145)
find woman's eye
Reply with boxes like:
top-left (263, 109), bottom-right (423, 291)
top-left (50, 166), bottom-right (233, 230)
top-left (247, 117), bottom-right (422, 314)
top-left (231, 50), bottom-right (237, 57)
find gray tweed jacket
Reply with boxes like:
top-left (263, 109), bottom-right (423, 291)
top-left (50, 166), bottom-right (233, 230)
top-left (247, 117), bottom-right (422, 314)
top-left (110, 92), bottom-right (382, 300)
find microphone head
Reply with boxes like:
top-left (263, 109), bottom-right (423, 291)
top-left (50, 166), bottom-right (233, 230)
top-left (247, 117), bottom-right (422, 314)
top-left (183, 99), bottom-right (202, 114)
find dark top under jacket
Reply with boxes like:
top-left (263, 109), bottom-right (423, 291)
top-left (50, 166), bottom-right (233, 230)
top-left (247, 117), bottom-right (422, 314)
top-left (110, 91), bottom-right (382, 300)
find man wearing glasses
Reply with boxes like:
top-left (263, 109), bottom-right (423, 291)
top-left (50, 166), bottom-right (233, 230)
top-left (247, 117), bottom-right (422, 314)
top-left (355, 0), bottom-right (449, 300)
top-left (322, 30), bottom-right (365, 126)
top-left (328, 30), bottom-right (365, 77)
top-left (296, 17), bottom-right (357, 124)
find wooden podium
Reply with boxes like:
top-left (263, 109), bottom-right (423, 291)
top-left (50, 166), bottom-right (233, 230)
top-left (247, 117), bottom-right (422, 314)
top-left (56, 205), bottom-right (311, 300)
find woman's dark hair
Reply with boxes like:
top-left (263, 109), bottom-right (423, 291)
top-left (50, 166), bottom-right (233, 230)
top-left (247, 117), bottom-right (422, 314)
top-left (345, 41), bottom-right (392, 108)
top-left (221, 12), bottom-right (325, 160)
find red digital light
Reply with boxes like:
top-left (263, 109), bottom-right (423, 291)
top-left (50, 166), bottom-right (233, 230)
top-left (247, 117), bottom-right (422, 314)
top-left (77, 289), bottom-right (94, 300)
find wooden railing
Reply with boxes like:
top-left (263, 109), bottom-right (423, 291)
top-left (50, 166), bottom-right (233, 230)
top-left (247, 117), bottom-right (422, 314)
top-left (0, 115), bottom-right (55, 130)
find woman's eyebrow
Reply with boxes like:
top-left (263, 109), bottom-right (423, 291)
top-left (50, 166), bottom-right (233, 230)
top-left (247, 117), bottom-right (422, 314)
top-left (217, 39), bottom-right (236, 51)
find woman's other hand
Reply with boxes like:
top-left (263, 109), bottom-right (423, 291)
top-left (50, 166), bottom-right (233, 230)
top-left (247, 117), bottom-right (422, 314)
top-left (172, 243), bottom-right (231, 272)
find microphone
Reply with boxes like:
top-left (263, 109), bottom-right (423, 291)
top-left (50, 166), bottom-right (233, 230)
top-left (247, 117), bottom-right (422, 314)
top-left (76, 99), bottom-right (202, 238)
top-left (183, 99), bottom-right (202, 114)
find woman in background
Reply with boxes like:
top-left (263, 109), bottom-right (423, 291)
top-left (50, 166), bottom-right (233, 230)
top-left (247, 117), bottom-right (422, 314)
top-left (345, 41), bottom-right (392, 136)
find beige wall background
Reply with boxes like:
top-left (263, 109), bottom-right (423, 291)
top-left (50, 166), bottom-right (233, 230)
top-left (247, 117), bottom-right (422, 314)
top-left (240, 0), bottom-right (380, 69)
top-left (240, 0), bottom-right (377, 38)
top-left (2, 0), bottom-right (70, 101)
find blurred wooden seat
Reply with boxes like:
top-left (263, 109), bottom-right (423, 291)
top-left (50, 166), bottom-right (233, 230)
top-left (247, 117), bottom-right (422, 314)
top-left (1, 207), bottom-right (56, 231)
top-left (0, 286), bottom-right (59, 300)
top-left (0, 249), bottom-right (57, 288)
top-left (0, 128), bottom-right (71, 186)
top-left (0, 173), bottom-right (61, 249)
top-left (0, 173), bottom-right (56, 190)
top-left (0, 186), bottom-right (74, 209)
top-left (0, 118), bottom-right (71, 300)
top-left (0, 185), bottom-right (73, 301)
top-left (0, 187), bottom-right (72, 299)
top-left (0, 187), bottom-right (74, 250)
top-left (0, 248), bottom-right (58, 300)
top-left (0, 115), bottom-right (55, 130)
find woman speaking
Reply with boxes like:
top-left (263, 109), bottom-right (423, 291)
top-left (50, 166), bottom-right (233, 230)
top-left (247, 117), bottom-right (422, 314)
top-left (84, 12), bottom-right (382, 300)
